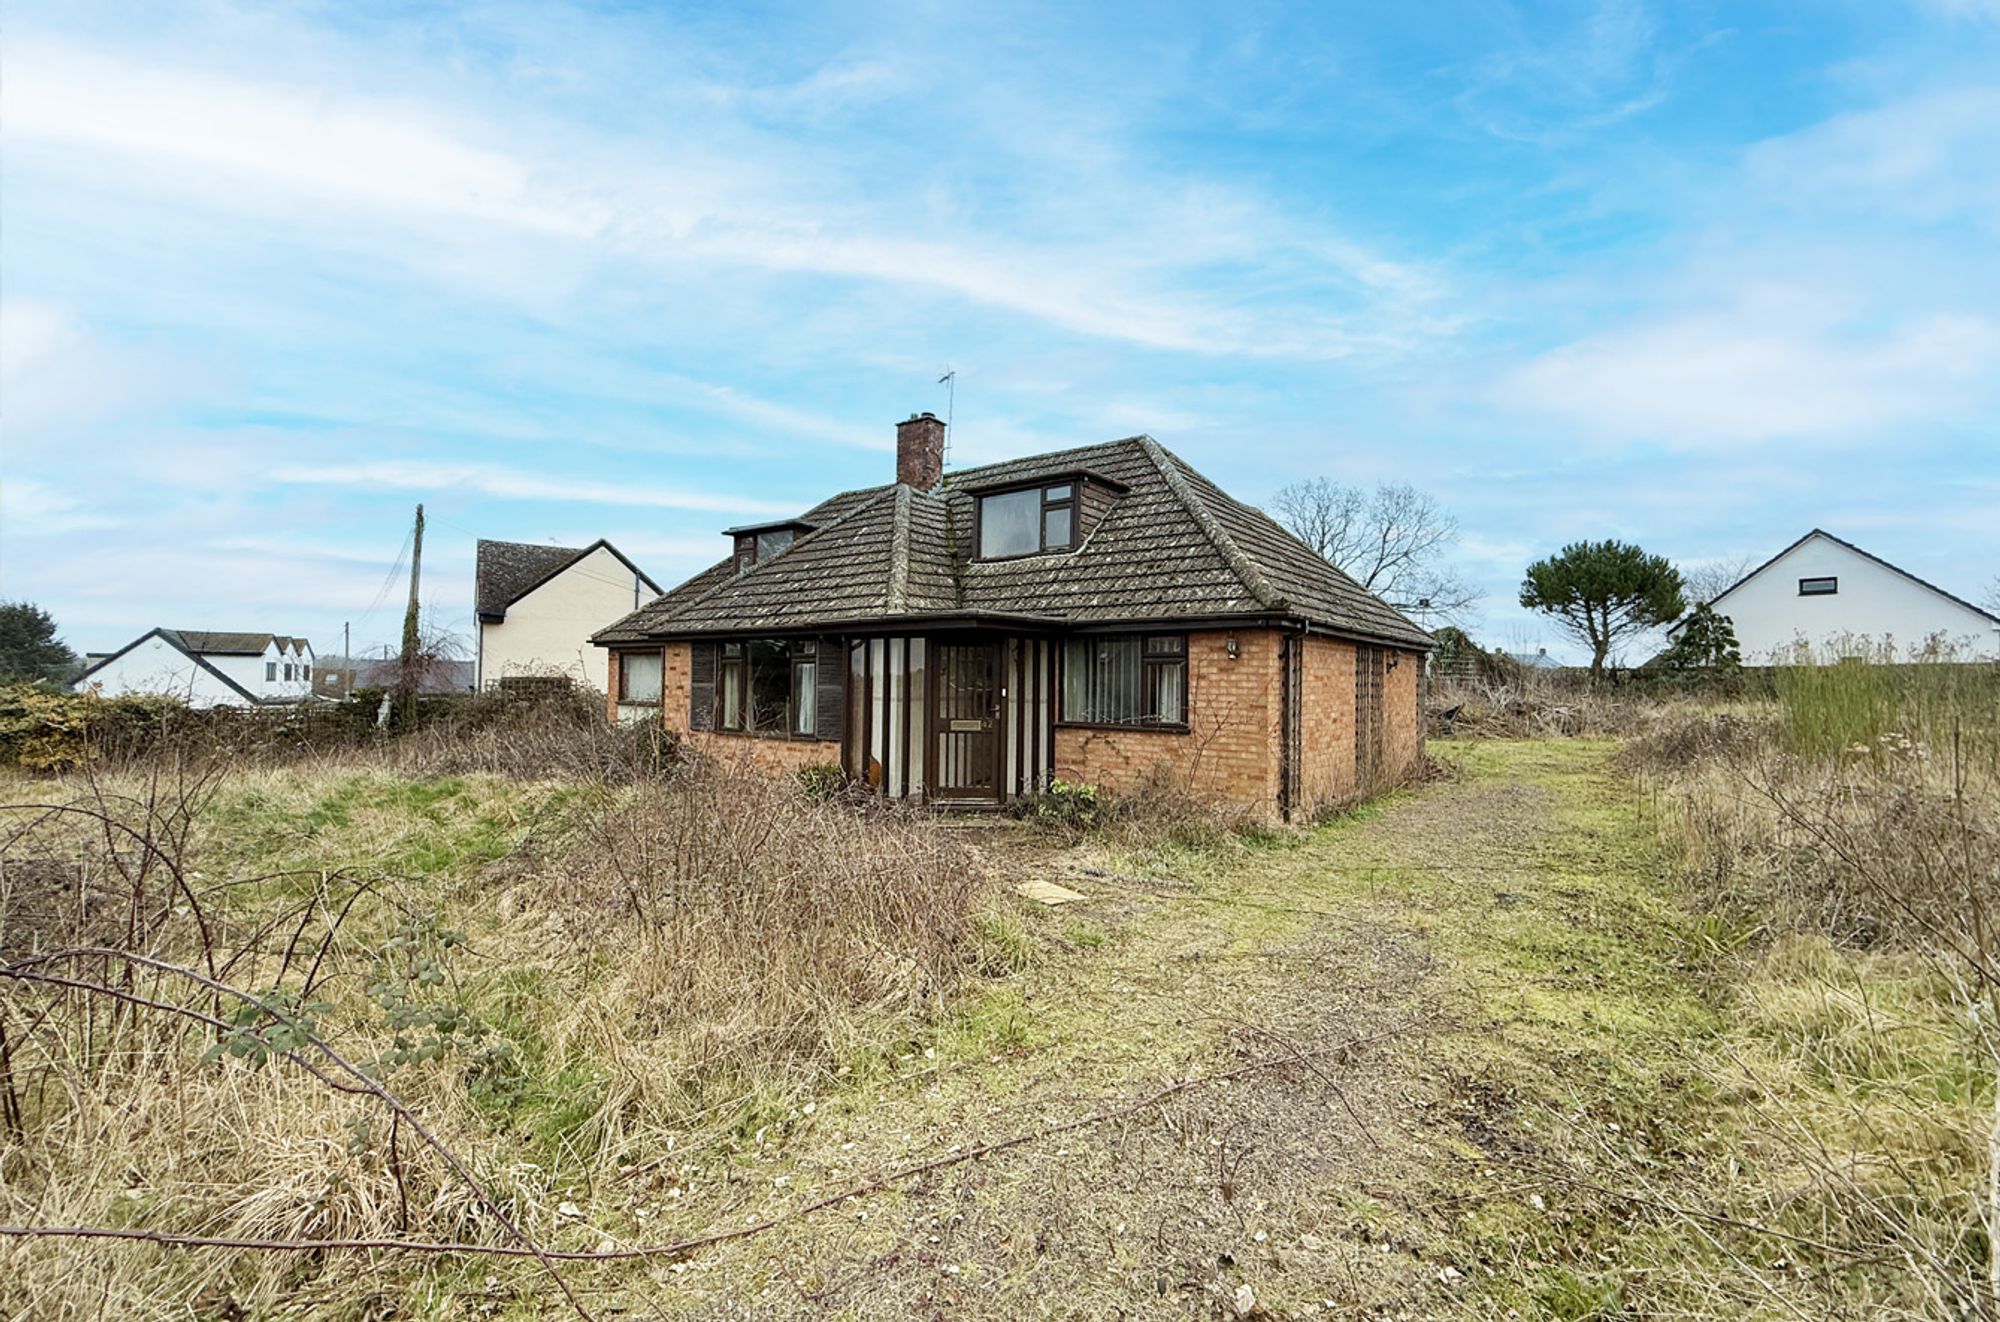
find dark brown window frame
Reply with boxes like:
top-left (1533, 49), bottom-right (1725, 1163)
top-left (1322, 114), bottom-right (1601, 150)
top-left (615, 648), bottom-right (664, 705)
top-left (973, 480), bottom-right (1082, 562)
top-left (1055, 631), bottom-right (1190, 731)
top-left (714, 638), bottom-right (821, 740)
top-left (1798, 576), bottom-right (1838, 596)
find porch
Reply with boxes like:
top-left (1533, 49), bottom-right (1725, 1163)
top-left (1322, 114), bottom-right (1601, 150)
top-left (843, 634), bottom-right (1059, 808)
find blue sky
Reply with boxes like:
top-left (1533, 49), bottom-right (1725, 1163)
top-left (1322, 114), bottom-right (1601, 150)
top-left (3, 0), bottom-right (1997, 661)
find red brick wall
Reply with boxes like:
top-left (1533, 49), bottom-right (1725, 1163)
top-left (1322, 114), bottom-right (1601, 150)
top-left (1382, 645), bottom-right (1421, 782)
top-left (1298, 635), bottom-right (1358, 811)
top-left (1053, 629), bottom-right (1283, 817)
top-left (614, 632), bottom-right (1418, 816)
top-left (647, 640), bottom-right (840, 772)
top-left (661, 641), bottom-right (691, 731)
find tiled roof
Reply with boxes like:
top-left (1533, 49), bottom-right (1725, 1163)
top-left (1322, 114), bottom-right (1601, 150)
top-left (172, 630), bottom-right (288, 656)
top-left (596, 437), bottom-right (1431, 648)
top-left (476, 539), bottom-right (661, 621)
top-left (476, 541), bottom-right (587, 620)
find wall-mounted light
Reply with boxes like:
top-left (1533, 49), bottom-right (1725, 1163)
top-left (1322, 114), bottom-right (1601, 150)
top-left (1387, 651), bottom-right (1401, 671)
top-left (1226, 634), bottom-right (1240, 659)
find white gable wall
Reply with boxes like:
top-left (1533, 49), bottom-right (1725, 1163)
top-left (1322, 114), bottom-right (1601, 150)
top-left (79, 636), bottom-right (258, 708)
top-left (202, 641), bottom-right (315, 701)
top-left (1709, 534), bottom-right (2000, 661)
top-left (479, 546), bottom-right (655, 692)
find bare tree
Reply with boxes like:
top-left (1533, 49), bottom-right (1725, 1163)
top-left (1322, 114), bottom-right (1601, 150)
top-left (1984, 576), bottom-right (2000, 615)
top-left (1269, 478), bottom-right (1482, 624)
top-left (1681, 554), bottom-right (1760, 607)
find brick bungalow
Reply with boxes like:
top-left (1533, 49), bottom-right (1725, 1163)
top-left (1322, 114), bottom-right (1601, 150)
top-left (593, 414), bottom-right (1431, 820)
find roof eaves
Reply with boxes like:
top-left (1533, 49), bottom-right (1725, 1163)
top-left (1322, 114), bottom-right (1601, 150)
top-left (495, 538), bottom-right (661, 617)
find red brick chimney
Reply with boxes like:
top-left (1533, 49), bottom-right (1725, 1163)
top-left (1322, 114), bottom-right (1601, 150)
top-left (896, 412), bottom-right (946, 490)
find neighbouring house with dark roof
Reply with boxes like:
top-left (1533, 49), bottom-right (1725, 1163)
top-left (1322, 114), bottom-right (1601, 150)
top-left (74, 630), bottom-right (316, 707)
top-left (475, 538), bottom-right (660, 693)
top-left (313, 656), bottom-right (476, 701)
top-left (1669, 529), bottom-right (2000, 662)
top-left (593, 413), bottom-right (1432, 819)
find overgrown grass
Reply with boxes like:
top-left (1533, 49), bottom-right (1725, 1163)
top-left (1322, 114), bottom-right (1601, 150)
top-left (0, 747), bottom-right (992, 1319)
top-left (1768, 638), bottom-right (2000, 773)
top-left (1622, 654), bottom-right (1999, 1319)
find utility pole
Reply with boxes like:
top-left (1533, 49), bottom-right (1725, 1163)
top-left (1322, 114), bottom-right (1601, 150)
top-left (396, 504), bottom-right (424, 726)
top-left (343, 621), bottom-right (350, 663)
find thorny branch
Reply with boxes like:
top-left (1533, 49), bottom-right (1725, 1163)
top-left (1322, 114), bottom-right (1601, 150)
top-left (0, 1016), bottom-right (1429, 1269)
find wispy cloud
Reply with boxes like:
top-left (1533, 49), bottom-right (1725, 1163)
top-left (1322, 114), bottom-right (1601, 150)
top-left (1494, 306), bottom-right (2000, 446)
top-left (270, 460), bottom-right (799, 516)
top-left (2, 31), bottom-right (1442, 361)
top-left (0, 477), bottom-right (122, 537)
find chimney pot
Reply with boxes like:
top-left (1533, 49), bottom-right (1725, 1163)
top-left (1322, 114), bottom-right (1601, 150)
top-left (895, 411), bottom-right (946, 490)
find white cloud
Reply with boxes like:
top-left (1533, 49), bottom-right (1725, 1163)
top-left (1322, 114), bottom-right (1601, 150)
top-left (1, 34), bottom-right (1439, 361)
top-left (270, 460), bottom-right (798, 516)
top-left (0, 477), bottom-right (122, 538)
top-left (1494, 307), bottom-right (2000, 446)
top-left (1743, 86), bottom-right (2000, 230)
top-left (5, 41), bottom-right (598, 236)
top-left (0, 298), bottom-right (196, 437)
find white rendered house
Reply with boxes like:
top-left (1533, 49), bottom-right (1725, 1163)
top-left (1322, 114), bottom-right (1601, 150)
top-left (75, 630), bottom-right (316, 707)
top-left (475, 539), bottom-right (659, 692)
top-left (1673, 530), bottom-right (2000, 662)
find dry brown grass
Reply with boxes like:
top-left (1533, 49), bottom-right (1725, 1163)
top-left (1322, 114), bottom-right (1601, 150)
top-left (0, 741), bottom-right (988, 1320)
top-left (1428, 675), bottom-right (1708, 740)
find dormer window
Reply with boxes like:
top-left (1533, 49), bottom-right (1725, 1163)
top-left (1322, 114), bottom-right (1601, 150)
top-left (727, 519), bottom-right (816, 573)
top-left (978, 483), bottom-right (1078, 560)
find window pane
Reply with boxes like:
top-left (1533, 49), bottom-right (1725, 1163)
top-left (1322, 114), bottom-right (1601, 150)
top-left (793, 661), bottom-right (816, 735)
top-left (621, 652), bottom-right (663, 702)
top-left (1062, 635), bottom-right (1142, 723)
top-left (1044, 483), bottom-right (1073, 501)
top-left (1103, 639), bottom-right (1139, 719)
top-left (749, 641), bottom-right (791, 732)
top-left (756, 528), bottom-right (795, 560)
top-left (1062, 639), bottom-right (1091, 719)
top-left (1145, 635), bottom-right (1183, 655)
top-left (1147, 661), bottom-right (1184, 724)
top-left (980, 489), bottom-right (1040, 557)
top-left (721, 662), bottom-right (743, 727)
top-left (1043, 505), bottom-right (1072, 548)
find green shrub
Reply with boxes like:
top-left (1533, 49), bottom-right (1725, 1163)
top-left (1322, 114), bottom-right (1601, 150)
top-left (795, 762), bottom-right (848, 801)
top-left (1012, 778), bottom-right (1104, 834)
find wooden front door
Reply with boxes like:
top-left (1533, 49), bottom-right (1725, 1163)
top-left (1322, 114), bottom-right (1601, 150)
top-left (932, 641), bottom-right (1002, 802)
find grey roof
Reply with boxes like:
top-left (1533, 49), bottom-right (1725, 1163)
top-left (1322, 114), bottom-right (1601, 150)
top-left (596, 437), bottom-right (1431, 649)
top-left (173, 630), bottom-right (290, 656)
top-left (477, 538), bottom-right (660, 622)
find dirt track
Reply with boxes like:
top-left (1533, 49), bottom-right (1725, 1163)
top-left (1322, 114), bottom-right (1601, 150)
top-left (606, 740), bottom-right (1676, 1320)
